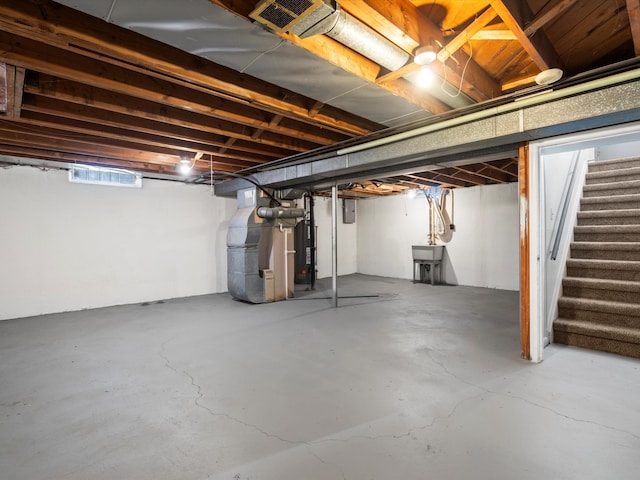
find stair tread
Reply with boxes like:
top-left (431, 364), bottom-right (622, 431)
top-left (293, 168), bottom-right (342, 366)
top-left (583, 179), bottom-right (640, 190)
top-left (559, 296), bottom-right (640, 315)
top-left (581, 193), bottom-right (640, 203)
top-left (567, 258), bottom-right (640, 268)
top-left (578, 209), bottom-right (640, 217)
top-left (574, 225), bottom-right (640, 232)
top-left (563, 276), bottom-right (640, 291)
top-left (554, 318), bottom-right (640, 344)
top-left (588, 157), bottom-right (640, 169)
top-left (587, 166), bottom-right (640, 178)
top-left (571, 241), bottom-right (640, 250)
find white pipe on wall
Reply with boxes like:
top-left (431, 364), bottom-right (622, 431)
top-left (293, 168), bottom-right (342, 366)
top-left (331, 184), bottom-right (338, 308)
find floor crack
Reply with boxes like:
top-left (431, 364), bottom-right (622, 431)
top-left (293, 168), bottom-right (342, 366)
top-left (426, 348), bottom-right (640, 442)
top-left (160, 343), bottom-right (351, 478)
top-left (496, 390), bottom-right (640, 441)
top-left (159, 341), bottom-right (301, 446)
top-left (312, 389), bottom-right (486, 446)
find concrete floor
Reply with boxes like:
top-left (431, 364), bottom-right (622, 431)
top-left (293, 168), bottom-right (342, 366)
top-left (1, 274), bottom-right (638, 480)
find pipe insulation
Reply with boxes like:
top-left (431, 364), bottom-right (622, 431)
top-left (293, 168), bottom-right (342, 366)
top-left (257, 207), bottom-right (305, 219)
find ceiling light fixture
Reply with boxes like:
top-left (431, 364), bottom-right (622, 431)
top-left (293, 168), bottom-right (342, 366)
top-left (535, 68), bottom-right (563, 86)
top-left (414, 45), bottom-right (437, 65)
top-left (178, 157), bottom-right (194, 175)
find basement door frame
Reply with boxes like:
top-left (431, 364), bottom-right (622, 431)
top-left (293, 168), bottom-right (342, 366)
top-left (527, 121), bottom-right (640, 363)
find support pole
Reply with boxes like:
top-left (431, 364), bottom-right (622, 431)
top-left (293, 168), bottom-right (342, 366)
top-left (331, 184), bottom-right (338, 308)
top-left (519, 143), bottom-right (531, 360)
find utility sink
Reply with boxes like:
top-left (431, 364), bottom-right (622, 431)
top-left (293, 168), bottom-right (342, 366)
top-left (412, 245), bottom-right (444, 261)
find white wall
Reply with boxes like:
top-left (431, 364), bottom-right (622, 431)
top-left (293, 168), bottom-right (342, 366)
top-left (357, 183), bottom-right (520, 290)
top-left (313, 196), bottom-right (358, 278)
top-left (0, 165), bottom-right (236, 320)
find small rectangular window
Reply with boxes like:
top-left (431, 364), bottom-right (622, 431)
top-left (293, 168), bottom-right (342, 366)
top-left (69, 164), bottom-right (142, 188)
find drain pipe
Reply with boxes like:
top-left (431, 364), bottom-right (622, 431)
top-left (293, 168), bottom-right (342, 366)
top-left (309, 194), bottom-right (317, 289)
top-left (331, 184), bottom-right (338, 308)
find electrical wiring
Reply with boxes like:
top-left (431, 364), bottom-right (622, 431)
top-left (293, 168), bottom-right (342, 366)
top-left (192, 170), bottom-right (282, 206)
top-left (441, 40), bottom-right (473, 98)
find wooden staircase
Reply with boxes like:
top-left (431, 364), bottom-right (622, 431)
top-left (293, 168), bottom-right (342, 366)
top-left (554, 157), bottom-right (640, 359)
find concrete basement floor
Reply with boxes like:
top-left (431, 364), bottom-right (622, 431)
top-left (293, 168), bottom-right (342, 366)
top-left (1, 274), bottom-right (639, 479)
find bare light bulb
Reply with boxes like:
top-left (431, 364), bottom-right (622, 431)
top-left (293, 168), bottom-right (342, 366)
top-left (416, 67), bottom-right (434, 88)
top-left (179, 158), bottom-right (192, 175)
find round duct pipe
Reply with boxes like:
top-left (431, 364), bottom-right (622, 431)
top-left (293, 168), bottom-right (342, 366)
top-left (324, 8), bottom-right (410, 72)
top-left (257, 207), bottom-right (305, 219)
top-left (296, 2), bottom-right (410, 72)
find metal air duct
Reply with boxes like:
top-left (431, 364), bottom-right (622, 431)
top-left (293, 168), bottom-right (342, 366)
top-left (257, 206), bottom-right (305, 218)
top-left (250, 0), bottom-right (410, 72)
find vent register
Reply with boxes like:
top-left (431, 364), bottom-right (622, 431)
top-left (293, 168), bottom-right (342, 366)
top-left (249, 0), bottom-right (410, 72)
top-left (249, 0), bottom-right (327, 35)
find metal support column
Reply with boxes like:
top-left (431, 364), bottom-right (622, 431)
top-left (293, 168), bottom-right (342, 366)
top-left (331, 184), bottom-right (338, 308)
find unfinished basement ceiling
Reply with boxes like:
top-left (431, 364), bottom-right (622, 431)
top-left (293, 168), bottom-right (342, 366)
top-left (0, 0), bottom-right (637, 195)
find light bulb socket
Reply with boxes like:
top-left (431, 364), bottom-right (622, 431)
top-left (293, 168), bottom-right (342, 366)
top-left (414, 45), bottom-right (437, 65)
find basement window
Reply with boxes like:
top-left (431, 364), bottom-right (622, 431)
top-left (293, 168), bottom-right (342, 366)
top-left (69, 164), bottom-right (142, 188)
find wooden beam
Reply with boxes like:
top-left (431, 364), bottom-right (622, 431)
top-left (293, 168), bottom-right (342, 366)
top-left (402, 173), bottom-right (450, 188)
top-left (0, 122), bottom-right (183, 164)
top-left (340, 0), bottom-right (500, 102)
top-left (490, 0), bottom-right (563, 70)
top-left (627, 0), bottom-right (640, 56)
top-left (437, 7), bottom-right (498, 62)
top-left (16, 112), bottom-right (267, 167)
top-left (379, 7), bottom-right (499, 88)
top-left (482, 161), bottom-right (518, 179)
top-left (0, 63), bottom-right (6, 114)
top-left (487, 158), bottom-right (519, 176)
top-left (22, 90), bottom-right (313, 155)
top-left (0, 143), bottom-right (240, 175)
top-left (0, 146), bottom-right (198, 174)
top-left (309, 101), bottom-right (324, 117)
top-left (440, 168), bottom-right (487, 186)
top-left (5, 64), bottom-right (25, 119)
top-left (519, 143), bottom-right (531, 360)
top-left (210, 0), bottom-right (499, 104)
top-left (412, 171), bottom-right (471, 188)
top-left (501, 74), bottom-right (537, 91)
top-left (471, 30), bottom-right (516, 41)
top-left (335, 0), bottom-right (424, 54)
top-left (453, 164), bottom-right (509, 183)
top-left (284, 31), bottom-right (451, 114)
top-left (218, 137), bottom-right (237, 155)
top-left (524, 0), bottom-right (580, 37)
top-left (376, 62), bottom-right (420, 85)
top-left (23, 74), bottom-right (294, 156)
top-left (0, 0), bottom-right (380, 136)
top-left (1, 36), bottom-right (347, 147)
